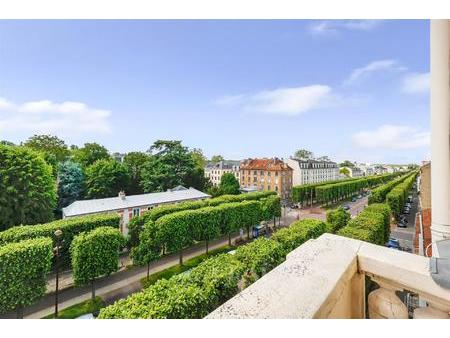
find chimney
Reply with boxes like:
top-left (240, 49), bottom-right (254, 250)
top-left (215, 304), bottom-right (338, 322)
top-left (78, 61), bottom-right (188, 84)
top-left (118, 191), bottom-right (126, 200)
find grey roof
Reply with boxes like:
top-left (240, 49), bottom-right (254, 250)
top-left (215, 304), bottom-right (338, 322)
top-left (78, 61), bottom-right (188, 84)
top-left (62, 187), bottom-right (210, 217)
top-left (205, 160), bottom-right (241, 170)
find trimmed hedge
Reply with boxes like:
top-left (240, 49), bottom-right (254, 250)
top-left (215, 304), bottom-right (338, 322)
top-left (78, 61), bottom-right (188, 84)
top-left (71, 227), bottom-right (125, 286)
top-left (0, 213), bottom-right (121, 265)
top-left (326, 207), bottom-right (350, 233)
top-left (368, 173), bottom-right (410, 204)
top-left (386, 172), bottom-right (417, 220)
top-left (0, 237), bottom-right (53, 314)
top-left (271, 218), bottom-right (328, 254)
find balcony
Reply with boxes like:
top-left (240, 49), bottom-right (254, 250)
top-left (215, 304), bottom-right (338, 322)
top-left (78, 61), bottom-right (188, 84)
top-left (207, 233), bottom-right (450, 319)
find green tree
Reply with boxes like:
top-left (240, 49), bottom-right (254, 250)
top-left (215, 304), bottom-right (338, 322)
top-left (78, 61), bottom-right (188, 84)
top-left (57, 160), bottom-right (85, 210)
top-left (294, 149), bottom-right (313, 159)
top-left (123, 151), bottom-right (148, 195)
top-left (340, 167), bottom-right (351, 177)
top-left (326, 207), bottom-right (351, 233)
top-left (72, 142), bottom-right (110, 167)
top-left (23, 134), bottom-right (70, 163)
top-left (0, 145), bottom-right (56, 230)
top-left (211, 155), bottom-right (224, 163)
top-left (131, 221), bottom-right (161, 277)
top-left (191, 148), bottom-right (207, 168)
top-left (71, 227), bottom-right (124, 300)
top-left (140, 140), bottom-right (199, 192)
top-left (219, 173), bottom-right (240, 195)
top-left (339, 160), bottom-right (355, 168)
top-left (85, 159), bottom-right (131, 199)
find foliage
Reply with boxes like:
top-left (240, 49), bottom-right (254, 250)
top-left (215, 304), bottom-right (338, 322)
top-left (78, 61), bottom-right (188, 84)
top-left (210, 155), bottom-right (224, 163)
top-left (364, 203), bottom-right (391, 242)
top-left (0, 213), bottom-right (120, 265)
top-left (123, 151), bottom-right (148, 195)
top-left (235, 238), bottom-right (285, 278)
top-left (43, 297), bottom-right (105, 319)
top-left (57, 160), bottom-right (84, 210)
top-left (339, 160), bottom-right (355, 168)
top-left (0, 144), bottom-right (56, 230)
top-left (271, 218), bottom-right (328, 254)
top-left (85, 159), bottom-right (131, 199)
top-left (72, 142), bottom-right (110, 167)
top-left (368, 173), bottom-right (411, 204)
top-left (294, 149), bottom-right (313, 159)
top-left (218, 173), bottom-right (240, 195)
top-left (340, 167), bottom-right (350, 177)
top-left (130, 221), bottom-right (161, 266)
top-left (386, 172), bottom-right (417, 220)
top-left (326, 207), bottom-right (350, 233)
top-left (260, 195), bottom-right (282, 221)
top-left (191, 148), bottom-right (207, 168)
top-left (71, 227), bottom-right (124, 285)
top-left (23, 134), bottom-right (70, 163)
top-left (0, 237), bottom-right (53, 314)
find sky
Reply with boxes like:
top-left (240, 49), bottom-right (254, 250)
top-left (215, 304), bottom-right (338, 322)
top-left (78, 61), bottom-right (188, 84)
top-left (0, 20), bottom-right (430, 164)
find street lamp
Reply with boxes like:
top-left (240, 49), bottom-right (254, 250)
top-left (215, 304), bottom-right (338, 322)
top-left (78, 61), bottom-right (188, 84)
top-left (53, 229), bottom-right (63, 318)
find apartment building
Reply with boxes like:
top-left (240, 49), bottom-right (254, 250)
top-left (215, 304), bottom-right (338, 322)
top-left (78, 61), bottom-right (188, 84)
top-left (342, 166), bottom-right (364, 178)
top-left (239, 158), bottom-right (293, 201)
top-left (287, 158), bottom-right (340, 186)
top-left (204, 160), bottom-right (240, 186)
top-left (414, 161), bottom-right (431, 256)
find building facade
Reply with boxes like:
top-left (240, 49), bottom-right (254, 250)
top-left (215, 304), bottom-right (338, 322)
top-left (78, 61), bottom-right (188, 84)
top-left (415, 162), bottom-right (431, 256)
top-left (204, 160), bottom-right (240, 186)
top-left (62, 186), bottom-right (210, 235)
top-left (239, 158), bottom-right (293, 201)
top-left (287, 158), bottom-right (340, 186)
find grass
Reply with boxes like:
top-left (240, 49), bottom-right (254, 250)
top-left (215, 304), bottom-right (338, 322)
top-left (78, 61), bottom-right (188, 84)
top-left (42, 296), bottom-right (105, 319)
top-left (141, 245), bottom-right (234, 288)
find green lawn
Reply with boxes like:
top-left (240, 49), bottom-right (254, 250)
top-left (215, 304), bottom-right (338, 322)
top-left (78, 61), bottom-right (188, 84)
top-left (42, 297), bottom-right (105, 319)
top-left (141, 245), bottom-right (234, 288)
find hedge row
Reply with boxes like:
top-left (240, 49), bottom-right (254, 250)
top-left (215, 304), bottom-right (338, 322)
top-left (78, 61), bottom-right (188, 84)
top-left (326, 207), bottom-right (351, 233)
top-left (0, 213), bottom-right (121, 265)
top-left (99, 218), bottom-right (328, 319)
top-left (337, 203), bottom-right (391, 245)
top-left (127, 191), bottom-right (276, 248)
top-left (368, 172), bottom-right (412, 204)
top-left (0, 237), bottom-right (53, 314)
top-left (131, 196), bottom-right (281, 266)
top-left (292, 172), bottom-right (403, 206)
top-left (386, 172), bottom-right (418, 220)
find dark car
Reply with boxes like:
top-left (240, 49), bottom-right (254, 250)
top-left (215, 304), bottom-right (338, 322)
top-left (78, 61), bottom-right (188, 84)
top-left (343, 204), bottom-right (350, 211)
top-left (351, 197), bottom-right (357, 202)
top-left (397, 221), bottom-right (407, 228)
top-left (403, 208), bottom-right (411, 214)
top-left (399, 215), bottom-right (408, 223)
top-left (387, 238), bottom-right (401, 250)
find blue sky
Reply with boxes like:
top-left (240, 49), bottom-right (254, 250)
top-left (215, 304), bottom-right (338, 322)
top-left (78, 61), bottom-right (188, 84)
top-left (0, 20), bottom-right (429, 164)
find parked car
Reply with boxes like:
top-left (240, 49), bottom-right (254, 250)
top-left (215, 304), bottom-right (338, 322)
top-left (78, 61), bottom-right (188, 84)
top-left (343, 204), bottom-right (350, 211)
top-left (387, 238), bottom-right (401, 250)
top-left (351, 197), bottom-right (357, 202)
top-left (397, 221), bottom-right (407, 228)
top-left (357, 195), bottom-right (363, 199)
top-left (399, 215), bottom-right (408, 223)
top-left (403, 208), bottom-right (411, 214)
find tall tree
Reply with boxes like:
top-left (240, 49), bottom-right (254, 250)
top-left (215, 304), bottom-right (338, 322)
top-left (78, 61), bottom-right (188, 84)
top-left (23, 134), bottom-right (70, 163)
top-left (339, 160), bottom-right (355, 168)
top-left (0, 145), bottom-right (56, 230)
top-left (72, 142), bottom-right (110, 167)
top-left (191, 148), bottom-right (207, 168)
top-left (340, 167), bottom-right (351, 177)
top-left (211, 155), bottom-right (224, 163)
top-left (219, 173), bottom-right (240, 195)
top-left (85, 159), bottom-right (131, 199)
top-left (57, 160), bottom-right (85, 209)
top-left (294, 149), bottom-right (313, 159)
top-left (140, 140), bottom-right (201, 192)
top-left (123, 152), bottom-right (148, 195)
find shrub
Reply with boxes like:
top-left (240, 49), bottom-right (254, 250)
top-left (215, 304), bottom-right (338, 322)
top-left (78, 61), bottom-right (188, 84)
top-left (326, 207), bottom-right (351, 233)
top-left (71, 227), bottom-right (124, 299)
top-left (0, 237), bottom-right (53, 315)
top-left (386, 172), bottom-right (417, 220)
top-left (364, 203), bottom-right (391, 241)
top-left (0, 213), bottom-right (120, 266)
top-left (271, 218), bottom-right (328, 254)
top-left (0, 145), bottom-right (56, 230)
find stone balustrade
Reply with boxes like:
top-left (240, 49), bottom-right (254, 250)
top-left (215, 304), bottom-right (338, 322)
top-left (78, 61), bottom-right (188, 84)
top-left (206, 233), bottom-right (450, 319)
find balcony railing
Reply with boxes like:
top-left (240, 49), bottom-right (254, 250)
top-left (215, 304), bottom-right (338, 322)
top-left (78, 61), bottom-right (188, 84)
top-left (206, 233), bottom-right (450, 319)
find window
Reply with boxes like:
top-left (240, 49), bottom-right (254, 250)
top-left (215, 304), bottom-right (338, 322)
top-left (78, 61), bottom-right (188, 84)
top-left (132, 208), bottom-right (140, 217)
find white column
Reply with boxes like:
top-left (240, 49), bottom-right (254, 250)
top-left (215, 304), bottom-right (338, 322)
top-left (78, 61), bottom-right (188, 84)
top-left (430, 20), bottom-right (450, 250)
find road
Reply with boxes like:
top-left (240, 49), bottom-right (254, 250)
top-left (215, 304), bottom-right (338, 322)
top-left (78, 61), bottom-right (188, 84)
top-left (390, 187), bottom-right (417, 251)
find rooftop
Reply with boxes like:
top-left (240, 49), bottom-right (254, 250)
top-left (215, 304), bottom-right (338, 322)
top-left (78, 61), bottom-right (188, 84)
top-left (240, 158), bottom-right (292, 171)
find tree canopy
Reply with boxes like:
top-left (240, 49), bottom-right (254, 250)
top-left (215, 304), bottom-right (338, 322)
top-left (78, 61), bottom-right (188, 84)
top-left (72, 142), bottom-right (110, 167)
top-left (294, 149), bottom-right (313, 159)
top-left (219, 173), bottom-right (240, 195)
top-left (210, 155), bottom-right (224, 163)
top-left (57, 160), bottom-right (84, 210)
top-left (23, 134), bottom-right (70, 163)
top-left (85, 159), bottom-right (131, 199)
top-left (123, 151), bottom-right (148, 195)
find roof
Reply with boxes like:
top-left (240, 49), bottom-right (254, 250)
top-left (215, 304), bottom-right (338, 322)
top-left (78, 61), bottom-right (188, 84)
top-left (205, 160), bottom-right (240, 170)
top-left (240, 158), bottom-right (292, 171)
top-left (62, 187), bottom-right (210, 217)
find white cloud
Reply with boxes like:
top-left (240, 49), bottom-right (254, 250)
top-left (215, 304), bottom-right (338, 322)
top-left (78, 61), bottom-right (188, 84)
top-left (344, 59), bottom-right (406, 85)
top-left (309, 20), bottom-right (382, 36)
top-left (401, 72), bottom-right (430, 94)
top-left (216, 85), bottom-right (335, 116)
top-left (352, 125), bottom-right (430, 150)
top-left (0, 97), bottom-right (112, 136)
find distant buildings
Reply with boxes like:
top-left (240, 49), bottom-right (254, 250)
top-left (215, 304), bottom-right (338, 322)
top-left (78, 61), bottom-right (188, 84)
top-left (240, 158), bottom-right (293, 201)
top-left (204, 160), bottom-right (240, 186)
top-left (340, 166), bottom-right (364, 178)
top-left (62, 186), bottom-right (210, 235)
top-left (287, 158), bottom-right (340, 186)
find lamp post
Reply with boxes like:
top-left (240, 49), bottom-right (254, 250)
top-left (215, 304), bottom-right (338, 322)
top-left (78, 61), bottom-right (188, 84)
top-left (53, 229), bottom-right (63, 318)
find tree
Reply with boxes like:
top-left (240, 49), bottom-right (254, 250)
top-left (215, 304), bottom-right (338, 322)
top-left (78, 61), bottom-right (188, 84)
top-left (123, 152), bottom-right (148, 195)
top-left (71, 227), bottom-right (124, 300)
top-left (339, 160), bottom-right (355, 168)
top-left (0, 145), bottom-right (56, 230)
top-left (340, 167), bottom-right (351, 177)
top-left (326, 207), bottom-right (351, 233)
top-left (85, 159), bottom-right (131, 199)
top-left (140, 140), bottom-right (199, 192)
top-left (131, 221), bottom-right (161, 278)
top-left (191, 148), bottom-right (207, 168)
top-left (211, 155), bottom-right (224, 163)
top-left (219, 173), bottom-right (240, 195)
top-left (23, 134), bottom-right (70, 163)
top-left (294, 149), bottom-right (313, 159)
top-left (0, 140), bottom-right (15, 146)
top-left (72, 142), bottom-right (110, 167)
top-left (57, 160), bottom-right (84, 210)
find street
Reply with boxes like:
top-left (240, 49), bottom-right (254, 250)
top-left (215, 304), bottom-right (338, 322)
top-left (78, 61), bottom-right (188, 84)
top-left (390, 187), bottom-right (418, 251)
